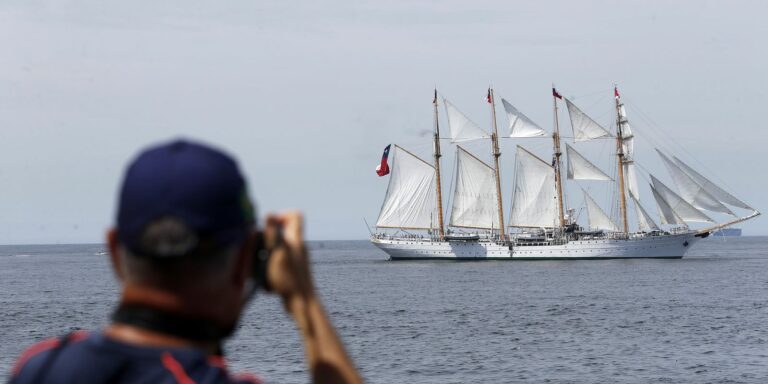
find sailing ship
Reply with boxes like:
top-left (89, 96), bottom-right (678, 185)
top-left (370, 87), bottom-right (759, 260)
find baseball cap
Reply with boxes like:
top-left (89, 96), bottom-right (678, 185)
top-left (116, 139), bottom-right (255, 258)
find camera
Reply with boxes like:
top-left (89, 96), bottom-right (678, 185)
top-left (251, 229), bottom-right (282, 291)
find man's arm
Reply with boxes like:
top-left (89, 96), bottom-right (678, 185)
top-left (265, 212), bottom-right (363, 384)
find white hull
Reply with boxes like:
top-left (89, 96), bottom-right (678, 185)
top-left (371, 232), bottom-right (699, 260)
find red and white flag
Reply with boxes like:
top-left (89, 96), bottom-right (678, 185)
top-left (614, 86), bottom-right (620, 99)
top-left (486, 88), bottom-right (493, 104)
top-left (375, 144), bottom-right (391, 177)
top-left (552, 87), bottom-right (563, 100)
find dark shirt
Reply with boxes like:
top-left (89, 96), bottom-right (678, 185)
top-left (9, 331), bottom-right (262, 384)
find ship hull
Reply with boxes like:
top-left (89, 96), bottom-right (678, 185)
top-left (371, 233), bottom-right (698, 260)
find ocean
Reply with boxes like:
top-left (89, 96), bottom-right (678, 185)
top-left (2, 237), bottom-right (767, 383)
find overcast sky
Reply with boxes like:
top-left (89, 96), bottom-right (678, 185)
top-left (0, 0), bottom-right (765, 243)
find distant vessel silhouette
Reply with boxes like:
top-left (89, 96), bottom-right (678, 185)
top-left (712, 228), bottom-right (742, 237)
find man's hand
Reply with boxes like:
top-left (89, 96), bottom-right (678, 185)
top-left (264, 212), bottom-right (315, 312)
top-left (262, 211), bottom-right (363, 384)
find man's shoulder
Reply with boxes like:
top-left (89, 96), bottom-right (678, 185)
top-left (10, 330), bottom-right (91, 380)
top-left (10, 330), bottom-right (263, 384)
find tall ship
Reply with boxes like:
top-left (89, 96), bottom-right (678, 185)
top-left (370, 87), bottom-right (759, 260)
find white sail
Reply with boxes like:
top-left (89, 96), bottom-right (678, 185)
top-left (618, 104), bottom-right (634, 157)
top-left (509, 146), bottom-right (558, 228)
top-left (501, 98), bottom-right (547, 138)
top-left (444, 99), bottom-right (489, 143)
top-left (631, 195), bottom-right (659, 231)
top-left (651, 185), bottom-right (685, 225)
top-left (376, 146), bottom-right (436, 229)
top-left (449, 147), bottom-right (498, 229)
top-left (583, 191), bottom-right (619, 232)
top-left (565, 143), bottom-right (611, 181)
top-left (656, 150), bottom-right (735, 216)
top-left (564, 98), bottom-right (612, 141)
top-left (650, 175), bottom-right (714, 223)
top-left (672, 155), bottom-right (754, 211)
top-left (618, 103), bottom-right (640, 199)
top-left (624, 163), bottom-right (640, 200)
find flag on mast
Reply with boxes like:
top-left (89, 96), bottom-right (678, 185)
top-left (486, 88), bottom-right (492, 104)
top-left (552, 87), bottom-right (563, 99)
top-left (614, 86), bottom-right (620, 99)
top-left (376, 144), bottom-right (391, 177)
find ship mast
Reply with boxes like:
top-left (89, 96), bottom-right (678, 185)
top-left (432, 89), bottom-right (445, 241)
top-left (488, 88), bottom-right (506, 242)
top-left (614, 86), bottom-right (629, 234)
top-left (552, 86), bottom-right (566, 228)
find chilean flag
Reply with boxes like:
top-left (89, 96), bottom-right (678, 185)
top-left (376, 144), bottom-right (391, 177)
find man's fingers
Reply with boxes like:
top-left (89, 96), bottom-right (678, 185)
top-left (265, 212), bottom-right (304, 254)
top-left (263, 211), bottom-right (313, 301)
top-left (277, 211), bottom-right (303, 248)
top-left (266, 247), bottom-right (287, 293)
top-left (263, 215), bottom-right (280, 249)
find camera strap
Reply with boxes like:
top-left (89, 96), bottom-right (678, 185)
top-left (112, 304), bottom-right (230, 351)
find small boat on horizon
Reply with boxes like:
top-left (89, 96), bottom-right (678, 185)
top-left (712, 228), bottom-right (742, 237)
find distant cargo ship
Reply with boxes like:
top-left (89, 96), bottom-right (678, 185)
top-left (712, 228), bottom-right (742, 237)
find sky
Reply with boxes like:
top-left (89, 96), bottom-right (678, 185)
top-left (0, 0), bottom-right (766, 243)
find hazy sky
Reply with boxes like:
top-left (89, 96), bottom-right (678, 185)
top-left (0, 0), bottom-right (766, 243)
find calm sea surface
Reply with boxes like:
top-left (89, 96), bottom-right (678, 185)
top-left (2, 237), bottom-right (768, 383)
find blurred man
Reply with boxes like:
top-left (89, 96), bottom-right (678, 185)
top-left (9, 140), bottom-right (362, 384)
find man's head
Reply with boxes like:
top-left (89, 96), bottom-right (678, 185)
top-left (107, 139), bottom-right (257, 333)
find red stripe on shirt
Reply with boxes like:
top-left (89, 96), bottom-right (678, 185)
top-left (207, 355), bottom-right (228, 371)
top-left (161, 352), bottom-right (196, 384)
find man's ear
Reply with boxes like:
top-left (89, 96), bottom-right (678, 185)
top-left (106, 228), bottom-right (125, 282)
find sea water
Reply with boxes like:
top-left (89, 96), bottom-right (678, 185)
top-left (2, 238), bottom-right (767, 383)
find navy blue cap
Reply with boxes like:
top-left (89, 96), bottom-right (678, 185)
top-left (116, 139), bottom-right (255, 258)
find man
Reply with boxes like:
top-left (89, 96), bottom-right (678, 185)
top-left (9, 140), bottom-right (362, 384)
